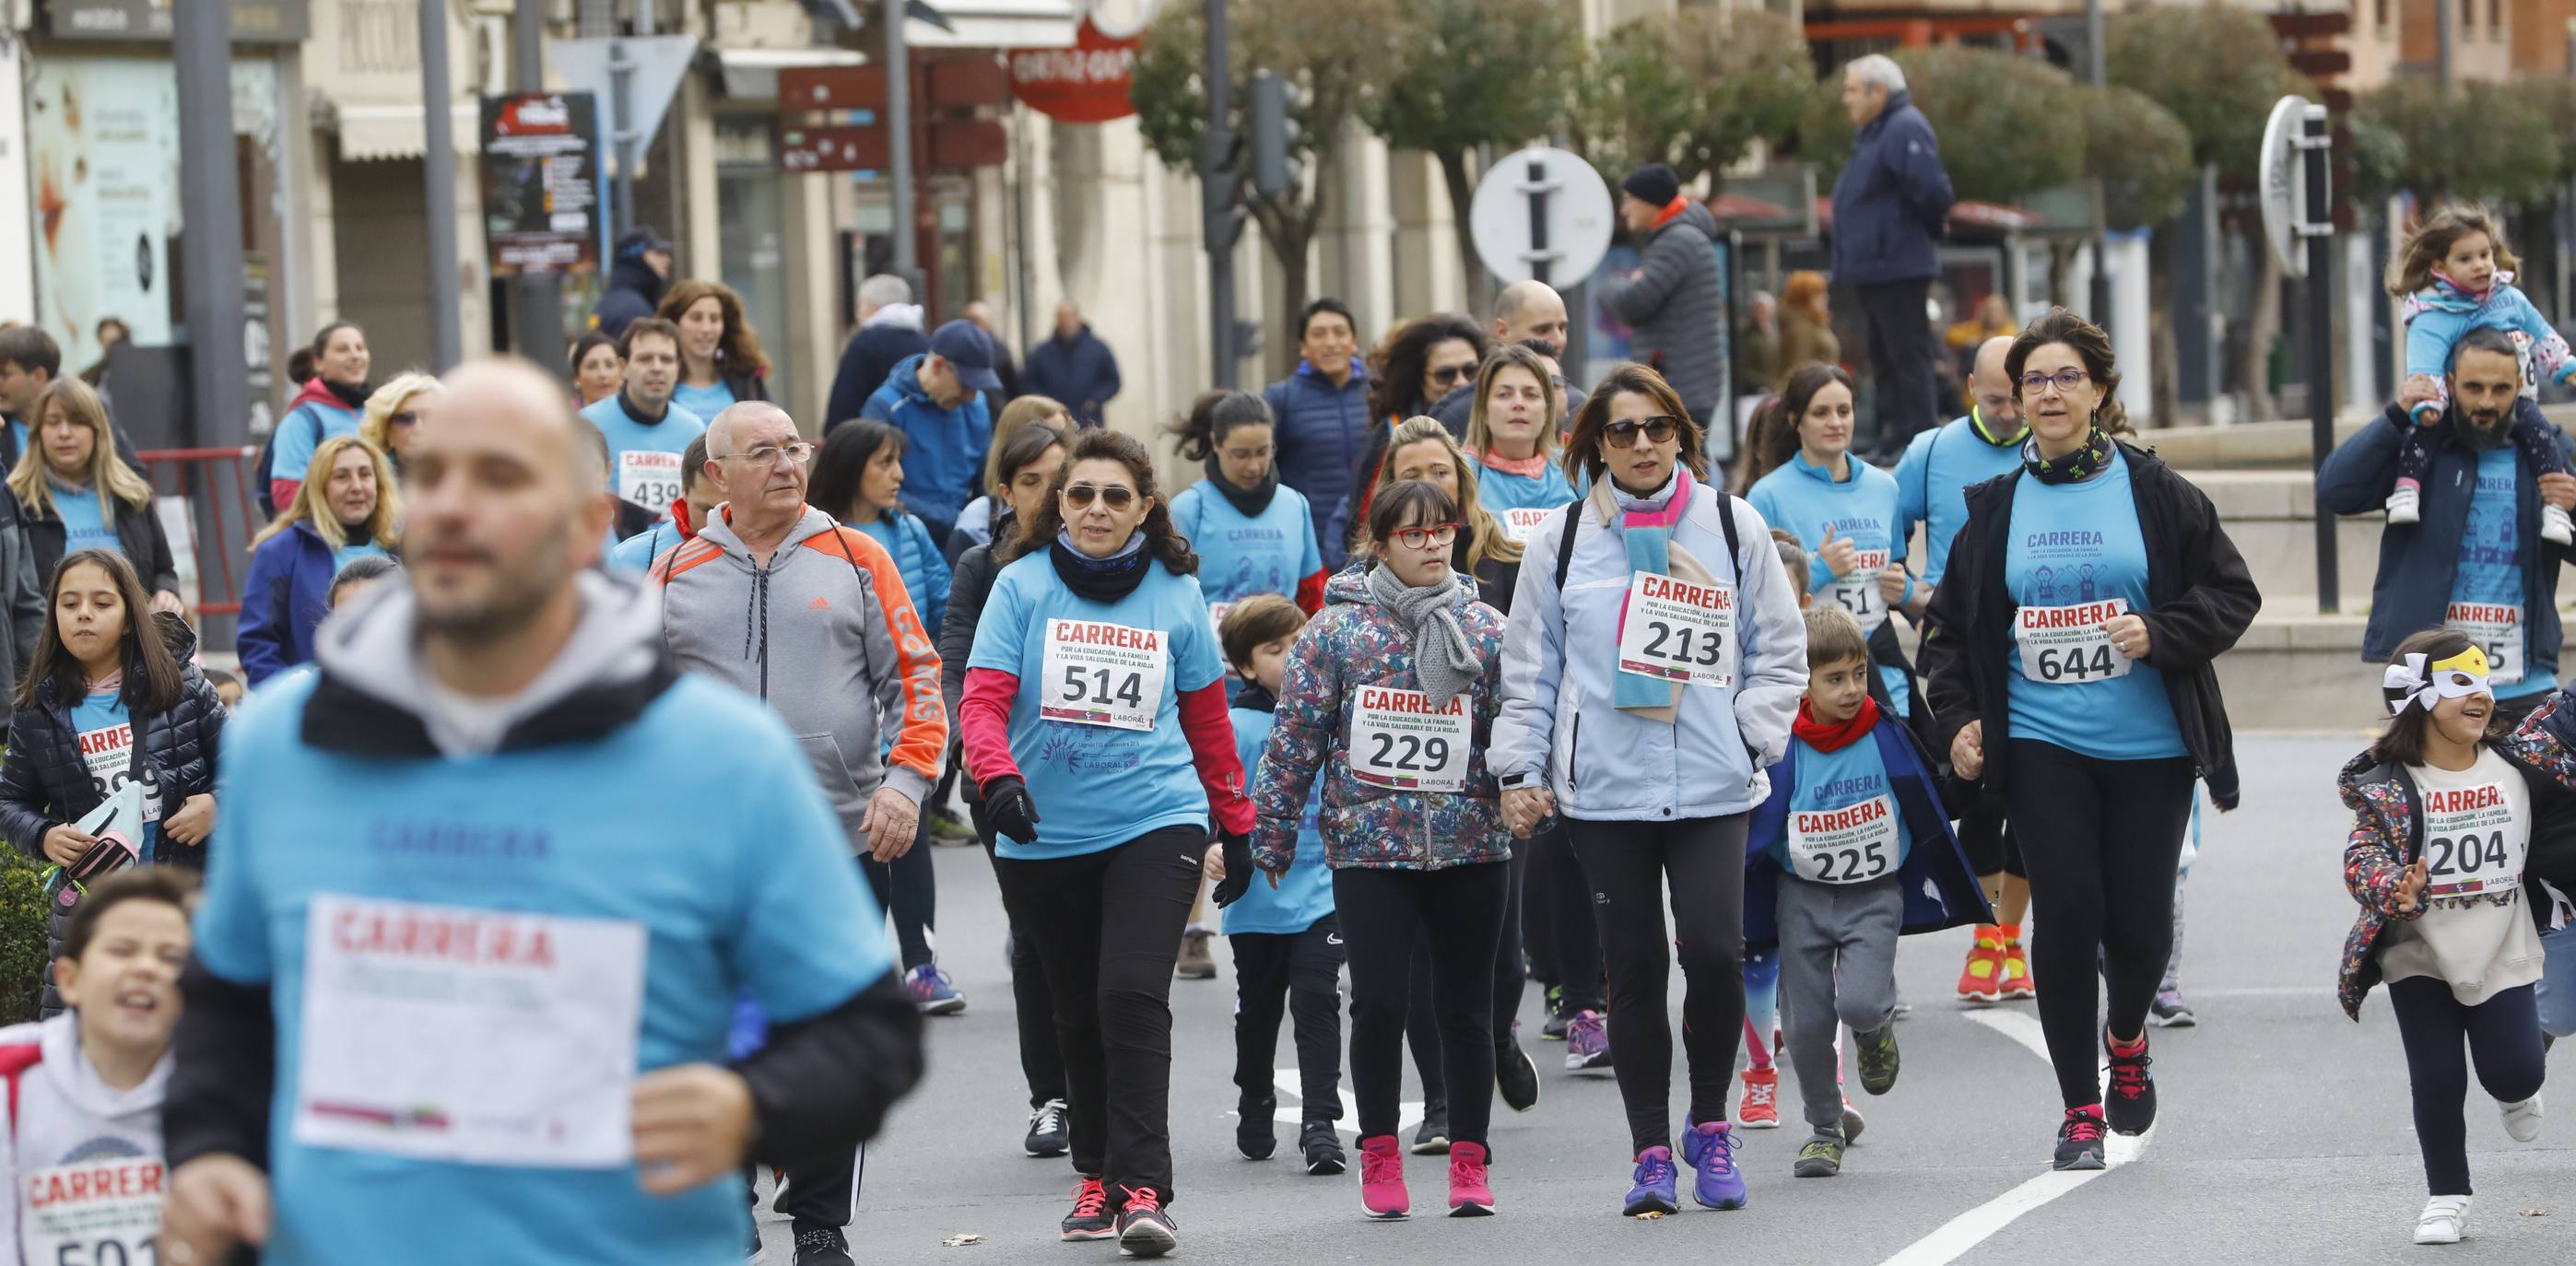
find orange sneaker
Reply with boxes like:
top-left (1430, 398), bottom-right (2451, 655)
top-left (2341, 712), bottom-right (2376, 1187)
top-left (1956, 925), bottom-right (2005, 1003)
top-left (1735, 1066), bottom-right (1780, 1129)
top-left (2000, 937), bottom-right (2036, 1000)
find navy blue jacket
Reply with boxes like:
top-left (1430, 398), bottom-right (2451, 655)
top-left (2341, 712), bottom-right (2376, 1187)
top-left (1264, 359), bottom-right (1374, 572)
top-left (1829, 91), bottom-right (1956, 287)
top-left (237, 522), bottom-right (339, 686)
top-left (2319, 400), bottom-right (2576, 666)
top-left (826, 320), bottom-right (932, 434)
top-left (1022, 325), bottom-right (1122, 428)
top-left (594, 257), bottom-right (666, 341)
top-left (1743, 719), bottom-right (1993, 950)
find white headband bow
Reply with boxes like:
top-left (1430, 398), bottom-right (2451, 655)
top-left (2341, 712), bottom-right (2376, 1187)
top-left (2384, 650), bottom-right (2492, 716)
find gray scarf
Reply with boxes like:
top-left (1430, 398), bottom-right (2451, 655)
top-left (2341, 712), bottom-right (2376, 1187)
top-left (1368, 563), bottom-right (1483, 706)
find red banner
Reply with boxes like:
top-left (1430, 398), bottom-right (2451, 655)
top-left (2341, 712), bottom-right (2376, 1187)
top-left (1008, 15), bottom-right (1138, 124)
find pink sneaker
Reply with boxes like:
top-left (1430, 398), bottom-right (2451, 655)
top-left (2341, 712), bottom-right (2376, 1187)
top-left (1448, 1141), bottom-right (1494, 1216)
top-left (1359, 1134), bottom-right (1409, 1220)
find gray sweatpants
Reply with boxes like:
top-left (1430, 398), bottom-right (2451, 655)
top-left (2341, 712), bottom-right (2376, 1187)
top-left (1777, 873), bottom-right (1904, 1131)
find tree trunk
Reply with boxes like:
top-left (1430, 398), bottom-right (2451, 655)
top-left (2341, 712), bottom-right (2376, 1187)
top-left (1437, 147), bottom-right (1485, 317)
top-left (2234, 227), bottom-right (2284, 423)
top-left (2148, 229), bottom-right (2181, 427)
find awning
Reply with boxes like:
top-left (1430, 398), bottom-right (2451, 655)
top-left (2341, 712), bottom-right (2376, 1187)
top-left (325, 100), bottom-right (481, 163)
top-left (907, 0), bottom-right (1078, 48)
top-left (712, 46), bottom-right (867, 100)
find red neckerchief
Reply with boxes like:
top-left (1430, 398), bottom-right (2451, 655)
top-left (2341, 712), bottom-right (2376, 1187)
top-left (1793, 695), bottom-right (1879, 754)
top-left (1653, 196), bottom-right (1690, 230)
top-left (672, 498), bottom-right (699, 539)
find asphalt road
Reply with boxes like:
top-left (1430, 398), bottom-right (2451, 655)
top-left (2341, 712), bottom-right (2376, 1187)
top-left (764, 733), bottom-right (2572, 1265)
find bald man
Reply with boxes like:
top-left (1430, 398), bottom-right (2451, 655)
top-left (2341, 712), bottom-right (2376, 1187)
top-left (166, 358), bottom-right (924, 1266)
top-left (1891, 333), bottom-right (2033, 1004)
top-left (1430, 280), bottom-right (1588, 434)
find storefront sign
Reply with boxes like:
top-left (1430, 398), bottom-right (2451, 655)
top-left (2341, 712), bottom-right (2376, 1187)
top-left (46, 0), bottom-right (310, 42)
top-left (28, 58), bottom-right (178, 374)
top-left (1008, 15), bottom-right (1138, 123)
top-left (480, 93), bottom-right (601, 278)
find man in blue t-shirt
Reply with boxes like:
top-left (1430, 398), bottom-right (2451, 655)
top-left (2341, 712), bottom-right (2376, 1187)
top-left (163, 360), bottom-right (924, 1266)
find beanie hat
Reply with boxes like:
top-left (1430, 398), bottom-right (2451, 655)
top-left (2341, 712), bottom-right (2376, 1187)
top-left (1622, 162), bottom-right (1681, 208)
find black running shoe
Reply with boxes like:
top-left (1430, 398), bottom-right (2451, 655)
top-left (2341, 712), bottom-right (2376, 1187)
top-left (1061, 1177), bottom-right (1116, 1241)
top-left (1024, 1097), bottom-right (1068, 1158)
top-left (1238, 1095), bottom-right (1277, 1159)
top-left (1300, 1120), bottom-right (1347, 1175)
top-left (791, 1222), bottom-right (853, 1266)
top-left (2053, 1108), bottom-right (2108, 1170)
top-left (2104, 1032), bottom-right (2156, 1135)
top-left (1497, 1034), bottom-right (1542, 1112)
top-left (1115, 1190), bottom-right (1178, 1258)
top-left (1413, 1104), bottom-right (1451, 1155)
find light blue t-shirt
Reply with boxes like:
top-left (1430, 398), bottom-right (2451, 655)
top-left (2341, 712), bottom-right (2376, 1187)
top-left (2003, 449), bottom-right (2188, 761)
top-left (192, 672), bottom-right (890, 1266)
top-left (671, 381), bottom-right (737, 422)
top-left (1169, 481), bottom-right (1321, 611)
top-left (1765, 733), bottom-right (1911, 878)
top-left (332, 540), bottom-right (387, 573)
top-left (606, 521), bottom-right (685, 575)
top-left (1466, 454), bottom-right (1578, 517)
top-left (1226, 705), bottom-right (1331, 936)
top-left (48, 482), bottom-right (121, 557)
top-left (271, 400), bottom-right (362, 484)
top-left (1893, 412), bottom-right (2026, 589)
top-left (578, 393), bottom-right (706, 510)
top-left (965, 553), bottom-right (1226, 860)
top-left (1747, 451), bottom-right (1912, 714)
top-left (71, 688), bottom-right (158, 862)
top-left (2450, 446), bottom-right (2556, 700)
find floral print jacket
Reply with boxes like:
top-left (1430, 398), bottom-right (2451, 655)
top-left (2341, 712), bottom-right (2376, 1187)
top-left (1253, 566), bottom-right (1512, 872)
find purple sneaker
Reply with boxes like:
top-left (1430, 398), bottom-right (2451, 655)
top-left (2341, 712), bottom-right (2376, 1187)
top-left (1566, 1009), bottom-right (1611, 1073)
top-left (1687, 1119), bottom-right (1747, 1210)
top-left (1623, 1146), bottom-right (1678, 1217)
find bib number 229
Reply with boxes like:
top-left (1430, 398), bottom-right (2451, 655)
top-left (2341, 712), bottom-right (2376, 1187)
top-left (1367, 731), bottom-right (1450, 773)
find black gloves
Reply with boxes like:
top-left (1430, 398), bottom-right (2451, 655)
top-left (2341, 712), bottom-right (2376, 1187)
top-left (1210, 829), bottom-right (1255, 908)
top-left (982, 775), bottom-right (1041, 845)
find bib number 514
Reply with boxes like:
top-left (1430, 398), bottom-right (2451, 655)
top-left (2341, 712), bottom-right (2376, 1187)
top-left (1058, 664), bottom-right (1145, 709)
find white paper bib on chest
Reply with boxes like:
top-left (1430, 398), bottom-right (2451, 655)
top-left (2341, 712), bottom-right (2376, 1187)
top-left (617, 449), bottom-right (685, 510)
top-left (1821, 548), bottom-right (1890, 634)
top-left (2419, 780), bottom-right (2529, 904)
top-left (2014, 597), bottom-right (2135, 684)
top-left (1616, 572), bottom-right (1738, 689)
top-left (1039, 618), bottom-right (1168, 732)
top-left (1787, 794), bottom-right (1900, 884)
top-left (1347, 686), bottom-right (1472, 792)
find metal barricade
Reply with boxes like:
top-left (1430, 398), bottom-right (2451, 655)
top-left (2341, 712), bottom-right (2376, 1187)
top-left (138, 446), bottom-right (264, 617)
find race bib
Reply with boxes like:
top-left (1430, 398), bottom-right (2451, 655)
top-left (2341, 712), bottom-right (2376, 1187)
top-left (20, 1155), bottom-right (161, 1266)
top-left (2420, 780), bottom-right (2529, 903)
top-left (2014, 598), bottom-right (2135, 685)
top-left (1347, 686), bottom-right (1472, 792)
top-left (1821, 549), bottom-right (1890, 634)
top-left (293, 896), bottom-right (647, 1167)
top-left (1617, 572), bottom-right (1738, 689)
top-left (1039, 618), bottom-right (1169, 732)
top-left (2446, 602), bottom-right (2525, 686)
top-left (1500, 506), bottom-right (1554, 544)
top-left (618, 449), bottom-right (685, 509)
top-left (1787, 793), bottom-right (1900, 885)
top-left (1206, 600), bottom-right (1234, 640)
top-left (76, 721), bottom-right (159, 825)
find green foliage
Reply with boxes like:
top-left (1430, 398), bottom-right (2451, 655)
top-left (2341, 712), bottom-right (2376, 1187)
top-left (2353, 77), bottom-right (2564, 207)
top-left (1132, 0), bottom-right (1405, 180)
top-left (1574, 7), bottom-right (1812, 187)
top-left (0, 851), bottom-right (50, 1026)
top-left (1359, 0), bottom-right (1577, 159)
top-left (2521, 74), bottom-right (2576, 184)
top-left (1799, 45), bottom-right (2081, 206)
top-left (2082, 84), bottom-right (2195, 231)
top-left (2106, 4), bottom-right (2310, 182)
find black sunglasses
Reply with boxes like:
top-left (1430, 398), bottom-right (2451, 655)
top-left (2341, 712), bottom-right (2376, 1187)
top-left (1429, 364), bottom-right (1470, 388)
top-left (1063, 483), bottom-right (1138, 510)
top-left (1603, 416), bottom-right (1682, 449)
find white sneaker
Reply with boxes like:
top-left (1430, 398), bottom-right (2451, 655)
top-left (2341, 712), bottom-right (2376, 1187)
top-left (2387, 484), bottom-right (2422, 524)
top-left (2415, 1194), bottom-right (2472, 1245)
top-left (2501, 1093), bottom-right (2544, 1143)
top-left (2545, 503), bottom-right (2574, 546)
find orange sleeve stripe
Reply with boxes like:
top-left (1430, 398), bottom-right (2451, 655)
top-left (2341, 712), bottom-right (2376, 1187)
top-left (650, 537), bottom-right (726, 584)
top-left (806, 528), bottom-right (949, 782)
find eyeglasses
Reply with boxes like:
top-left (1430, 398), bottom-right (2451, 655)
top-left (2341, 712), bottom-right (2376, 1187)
top-left (389, 411), bottom-right (419, 428)
top-left (1063, 483), bottom-right (1138, 510)
top-left (2019, 369), bottom-right (2091, 396)
top-left (723, 441), bottom-right (817, 466)
top-left (1388, 522), bottom-right (1461, 550)
top-left (1429, 364), bottom-right (1470, 388)
top-left (1603, 416), bottom-right (1682, 449)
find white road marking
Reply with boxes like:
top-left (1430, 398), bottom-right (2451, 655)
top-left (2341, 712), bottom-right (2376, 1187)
top-left (1254, 1068), bottom-right (1420, 1132)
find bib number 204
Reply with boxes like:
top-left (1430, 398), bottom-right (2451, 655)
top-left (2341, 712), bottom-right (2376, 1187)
top-left (2426, 831), bottom-right (2511, 877)
top-left (2034, 644), bottom-right (2117, 682)
top-left (1058, 665), bottom-right (1145, 709)
top-left (1639, 620), bottom-right (1725, 667)
top-left (1366, 732), bottom-right (1451, 773)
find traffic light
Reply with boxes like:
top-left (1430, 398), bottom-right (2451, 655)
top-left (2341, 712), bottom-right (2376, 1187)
top-left (1250, 70), bottom-right (1301, 198)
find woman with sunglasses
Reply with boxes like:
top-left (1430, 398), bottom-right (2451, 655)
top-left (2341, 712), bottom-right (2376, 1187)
top-left (358, 372), bottom-right (439, 479)
top-left (1250, 478), bottom-right (1512, 1220)
top-left (1919, 309), bottom-right (2259, 1169)
top-left (1492, 362), bottom-right (1809, 1216)
top-left (1329, 316), bottom-right (1492, 557)
top-left (959, 428), bottom-right (1253, 1259)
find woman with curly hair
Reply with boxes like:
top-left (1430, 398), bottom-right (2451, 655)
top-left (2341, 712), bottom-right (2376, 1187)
top-left (1329, 315), bottom-right (1493, 555)
top-left (656, 277), bottom-right (770, 416)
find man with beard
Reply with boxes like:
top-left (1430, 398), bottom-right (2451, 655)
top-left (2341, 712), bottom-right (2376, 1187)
top-left (2323, 325), bottom-right (2576, 723)
top-left (162, 359), bottom-right (924, 1266)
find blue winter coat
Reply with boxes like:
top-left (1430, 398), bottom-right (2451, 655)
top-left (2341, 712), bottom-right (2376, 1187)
top-left (827, 317), bottom-right (931, 434)
top-left (1264, 359), bottom-right (1374, 572)
top-left (237, 522), bottom-right (339, 686)
top-left (860, 354), bottom-right (994, 529)
top-left (1742, 719), bottom-right (1992, 950)
top-left (1023, 326), bottom-right (1123, 428)
top-left (1829, 91), bottom-right (1955, 287)
top-left (593, 256), bottom-right (666, 341)
top-left (2318, 400), bottom-right (2576, 665)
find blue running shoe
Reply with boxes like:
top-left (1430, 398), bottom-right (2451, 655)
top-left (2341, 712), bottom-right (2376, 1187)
top-left (1688, 1119), bottom-right (1747, 1210)
top-left (1624, 1146), bottom-right (1679, 1217)
top-left (903, 964), bottom-right (967, 1015)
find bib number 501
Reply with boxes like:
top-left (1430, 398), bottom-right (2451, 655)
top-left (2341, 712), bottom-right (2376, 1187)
top-left (54, 1238), bottom-right (155, 1266)
top-left (1058, 664), bottom-right (1145, 709)
top-left (1639, 620), bottom-right (1724, 667)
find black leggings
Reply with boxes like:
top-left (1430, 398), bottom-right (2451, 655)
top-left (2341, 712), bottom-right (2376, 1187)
top-left (1567, 815), bottom-right (1748, 1155)
top-left (2005, 739), bottom-right (2195, 1108)
top-left (1336, 862), bottom-right (1510, 1152)
top-left (973, 814), bottom-right (1066, 1108)
top-left (1533, 820), bottom-right (1606, 1012)
top-left (1406, 840), bottom-right (1531, 1110)
top-left (859, 819), bottom-right (937, 971)
top-left (1231, 916), bottom-right (1346, 1121)
top-left (993, 825), bottom-right (1202, 1203)
top-left (2390, 978), bottom-right (2547, 1196)
top-left (1956, 790), bottom-right (2026, 881)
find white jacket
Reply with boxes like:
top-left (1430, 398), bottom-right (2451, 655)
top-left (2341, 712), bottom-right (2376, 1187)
top-left (0, 1012), bottom-right (170, 1266)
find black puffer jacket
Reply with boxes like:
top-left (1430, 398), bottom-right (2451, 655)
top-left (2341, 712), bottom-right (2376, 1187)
top-left (0, 656), bottom-right (227, 1015)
